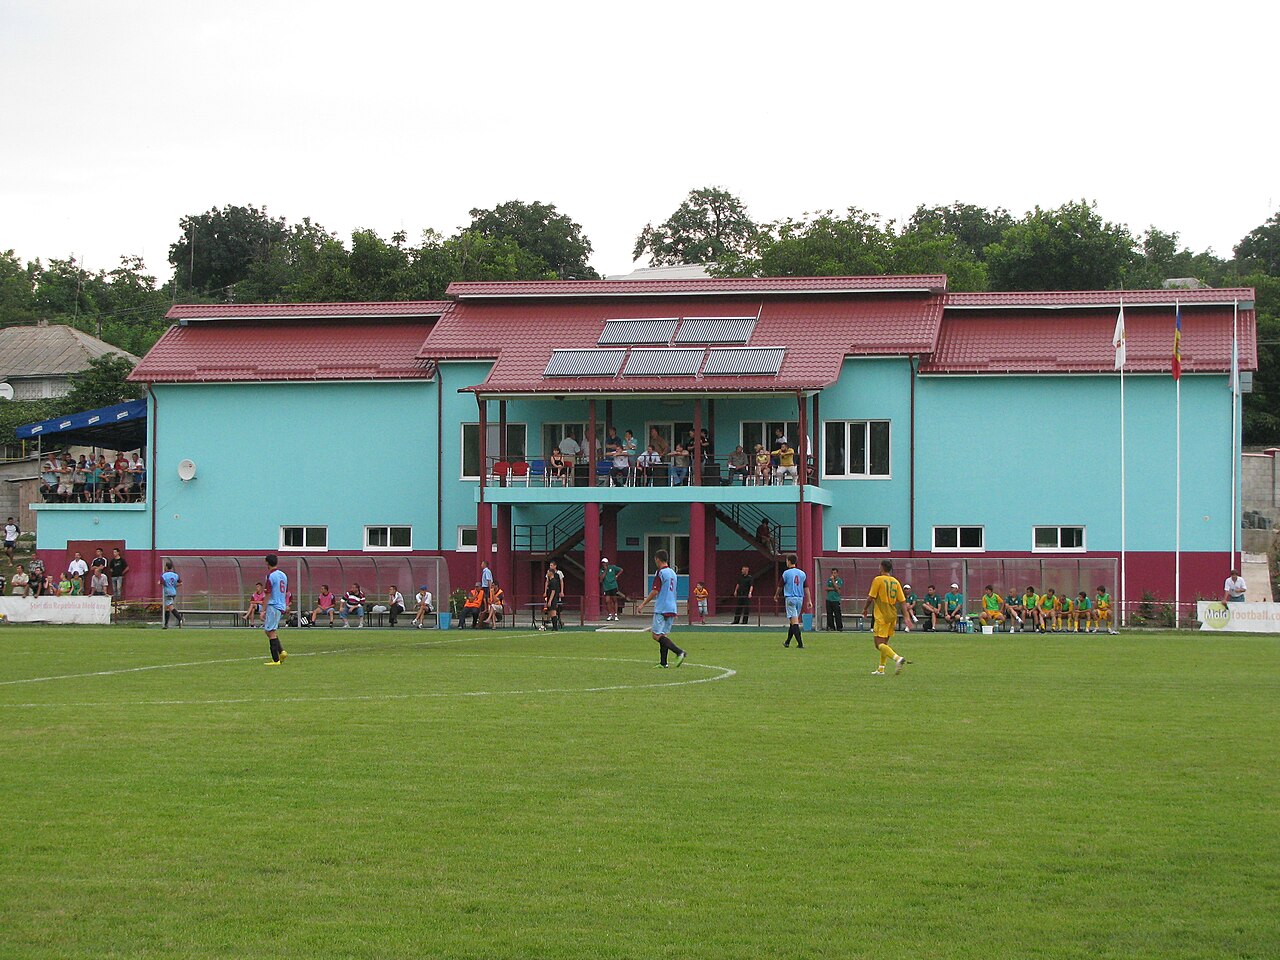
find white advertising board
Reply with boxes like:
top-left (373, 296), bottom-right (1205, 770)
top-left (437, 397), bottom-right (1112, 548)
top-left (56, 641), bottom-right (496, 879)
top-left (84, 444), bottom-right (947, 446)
top-left (1197, 601), bottom-right (1280, 634)
top-left (0, 596), bottom-right (112, 624)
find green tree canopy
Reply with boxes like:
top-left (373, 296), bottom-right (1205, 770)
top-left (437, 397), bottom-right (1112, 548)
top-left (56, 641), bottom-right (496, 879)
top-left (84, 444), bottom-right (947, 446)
top-left (633, 187), bottom-right (759, 266)
top-left (1234, 212), bottom-right (1280, 276)
top-left (985, 200), bottom-right (1137, 291)
top-left (464, 200), bottom-right (598, 279)
top-left (905, 203), bottom-right (1013, 263)
top-left (169, 204), bottom-right (289, 297)
top-left (715, 208), bottom-right (894, 278)
top-left (64, 353), bottom-right (140, 412)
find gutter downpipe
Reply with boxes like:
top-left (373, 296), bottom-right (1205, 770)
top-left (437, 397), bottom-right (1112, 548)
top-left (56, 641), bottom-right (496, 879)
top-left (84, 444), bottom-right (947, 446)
top-left (436, 373), bottom-right (443, 554)
top-left (908, 355), bottom-right (917, 558)
top-left (147, 384), bottom-right (159, 603)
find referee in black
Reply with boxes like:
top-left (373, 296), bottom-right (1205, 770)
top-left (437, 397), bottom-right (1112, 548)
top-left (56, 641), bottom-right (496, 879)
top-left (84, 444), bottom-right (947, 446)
top-left (732, 565), bottom-right (754, 625)
top-left (825, 567), bottom-right (845, 632)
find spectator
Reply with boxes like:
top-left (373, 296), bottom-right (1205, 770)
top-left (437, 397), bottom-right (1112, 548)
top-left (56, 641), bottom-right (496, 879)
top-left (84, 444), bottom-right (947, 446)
top-left (67, 552), bottom-right (89, 586)
top-left (623, 430), bottom-right (638, 467)
top-left (943, 583), bottom-right (965, 628)
top-left (70, 458), bottom-right (87, 502)
top-left (902, 584), bottom-right (920, 627)
top-left (89, 567), bottom-right (109, 597)
top-left (340, 584), bottom-right (366, 627)
top-left (56, 459), bottom-right (75, 500)
top-left (129, 454), bottom-right (146, 499)
top-left (727, 446), bottom-right (749, 484)
top-left (636, 445), bottom-right (662, 486)
top-left (27, 557), bottom-right (45, 597)
top-left (10, 566), bottom-right (29, 596)
top-left (669, 444), bottom-right (690, 486)
top-left (311, 584), bottom-right (338, 627)
top-left (1223, 569), bottom-right (1247, 603)
top-left (772, 442), bottom-right (798, 484)
top-left (605, 426), bottom-right (622, 453)
top-left (755, 519), bottom-right (775, 555)
top-left (548, 448), bottom-right (570, 485)
top-left (541, 561), bottom-right (565, 631)
top-left (558, 432), bottom-right (581, 485)
top-left (753, 444), bottom-right (772, 485)
top-left (43, 572), bottom-right (59, 596)
top-left (108, 548), bottom-right (128, 598)
top-left (57, 572), bottom-right (74, 596)
top-left (90, 548), bottom-right (108, 582)
top-left (244, 582), bottom-right (266, 626)
top-left (484, 580), bottom-right (505, 627)
top-left (732, 565), bottom-right (754, 625)
top-left (693, 581), bottom-right (709, 623)
top-left (3, 517), bottom-right (18, 562)
top-left (388, 585), bottom-right (405, 627)
top-left (40, 455), bottom-right (59, 499)
top-left (462, 583), bottom-right (485, 628)
top-left (647, 427), bottom-right (669, 458)
top-left (921, 585), bottom-right (944, 630)
top-left (610, 444), bottom-right (631, 486)
top-left (412, 586), bottom-right (434, 628)
top-left (111, 453), bottom-right (131, 502)
top-left (825, 568), bottom-right (844, 632)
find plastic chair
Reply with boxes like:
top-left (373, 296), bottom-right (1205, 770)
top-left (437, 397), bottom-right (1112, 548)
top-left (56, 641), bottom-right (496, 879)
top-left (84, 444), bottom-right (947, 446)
top-left (491, 461), bottom-right (510, 484)
top-left (510, 461), bottom-right (530, 485)
top-left (595, 461), bottom-right (612, 486)
top-left (528, 459), bottom-right (547, 485)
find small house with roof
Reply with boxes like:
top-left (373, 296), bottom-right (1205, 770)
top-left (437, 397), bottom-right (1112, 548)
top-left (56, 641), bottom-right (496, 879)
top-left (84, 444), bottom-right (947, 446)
top-left (0, 321), bottom-right (139, 400)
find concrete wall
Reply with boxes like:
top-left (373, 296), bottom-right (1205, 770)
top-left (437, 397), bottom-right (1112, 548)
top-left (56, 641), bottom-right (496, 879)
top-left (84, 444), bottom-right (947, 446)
top-left (1243, 447), bottom-right (1279, 522)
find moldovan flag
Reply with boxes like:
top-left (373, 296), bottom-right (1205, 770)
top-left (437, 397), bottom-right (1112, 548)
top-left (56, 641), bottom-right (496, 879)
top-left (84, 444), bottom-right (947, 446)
top-left (1112, 304), bottom-right (1126, 369)
top-left (1172, 304), bottom-right (1182, 380)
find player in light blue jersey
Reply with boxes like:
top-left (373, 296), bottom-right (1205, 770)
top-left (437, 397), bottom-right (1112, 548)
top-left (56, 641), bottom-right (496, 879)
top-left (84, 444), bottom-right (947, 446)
top-left (262, 554), bottom-right (289, 666)
top-left (777, 554), bottom-right (811, 648)
top-left (637, 550), bottom-right (686, 668)
top-left (160, 560), bottom-right (183, 629)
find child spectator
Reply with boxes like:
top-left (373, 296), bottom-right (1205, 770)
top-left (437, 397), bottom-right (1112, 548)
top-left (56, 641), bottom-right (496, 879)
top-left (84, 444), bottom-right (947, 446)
top-left (693, 581), bottom-right (709, 622)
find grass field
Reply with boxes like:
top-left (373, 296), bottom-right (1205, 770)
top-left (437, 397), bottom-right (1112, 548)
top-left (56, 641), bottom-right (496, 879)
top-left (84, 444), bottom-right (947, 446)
top-left (0, 624), bottom-right (1276, 959)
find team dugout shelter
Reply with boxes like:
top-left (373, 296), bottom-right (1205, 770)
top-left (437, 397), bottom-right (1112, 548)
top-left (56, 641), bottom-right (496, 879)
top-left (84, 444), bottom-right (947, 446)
top-left (29, 276), bottom-right (1255, 619)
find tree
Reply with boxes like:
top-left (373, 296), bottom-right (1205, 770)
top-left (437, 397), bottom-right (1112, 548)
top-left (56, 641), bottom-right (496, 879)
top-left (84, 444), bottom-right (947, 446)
top-left (64, 353), bottom-right (139, 411)
top-left (464, 200), bottom-right (598, 279)
top-left (985, 200), bottom-right (1138, 291)
top-left (1234, 212), bottom-right (1280, 276)
top-left (905, 203), bottom-right (1012, 263)
top-left (168, 204), bottom-right (289, 297)
top-left (633, 187), bottom-right (759, 266)
top-left (1233, 272), bottom-right (1280, 444)
top-left (715, 208), bottom-right (893, 278)
top-left (0, 249), bottom-right (39, 324)
top-left (1127, 228), bottom-right (1227, 289)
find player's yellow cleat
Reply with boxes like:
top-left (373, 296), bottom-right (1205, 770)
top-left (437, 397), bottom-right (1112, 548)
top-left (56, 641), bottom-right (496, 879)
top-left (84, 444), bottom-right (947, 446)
top-left (264, 660), bottom-right (280, 666)
top-left (279, 651), bottom-right (288, 660)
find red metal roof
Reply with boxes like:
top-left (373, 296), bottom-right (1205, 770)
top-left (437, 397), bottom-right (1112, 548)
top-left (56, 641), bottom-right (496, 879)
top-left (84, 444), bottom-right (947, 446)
top-left (447, 276), bottom-right (948, 299)
top-left (129, 319), bottom-right (436, 383)
top-left (165, 301), bottom-right (450, 321)
top-left (422, 293), bottom-right (944, 393)
top-left (921, 300), bottom-right (1257, 374)
top-left (945, 288), bottom-right (1255, 308)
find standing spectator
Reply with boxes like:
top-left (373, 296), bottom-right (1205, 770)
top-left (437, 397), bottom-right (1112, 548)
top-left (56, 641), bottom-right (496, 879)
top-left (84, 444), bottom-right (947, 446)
top-left (70, 458), bottom-right (88, 502)
top-left (40, 456), bottom-right (59, 499)
top-left (3, 517), bottom-right (18, 562)
top-left (479, 560), bottom-right (493, 611)
top-left (558, 431), bottom-right (581, 485)
top-left (160, 560), bottom-right (183, 628)
top-left (90, 548), bottom-right (108, 583)
top-left (727, 446), bottom-right (749, 484)
top-left (693, 581), bottom-right (709, 623)
top-left (623, 430), bottom-right (638, 468)
top-left (56, 459), bottom-right (75, 500)
top-left (108, 548), bottom-right (129, 598)
top-left (111, 453), bottom-right (131, 502)
top-left (129, 454), bottom-right (146, 499)
top-left (387, 585), bottom-right (405, 627)
top-left (89, 566), bottom-right (109, 597)
top-left (825, 568), bottom-right (845, 632)
top-left (57, 571), bottom-right (73, 595)
top-left (412, 586), bottom-right (433, 628)
top-left (27, 557), bottom-right (45, 597)
top-left (647, 427), bottom-right (669, 458)
top-left (1223, 569), bottom-right (1247, 603)
top-left (340, 584), bottom-right (366, 627)
top-left (67, 552), bottom-right (89, 588)
top-left (731, 565), bottom-right (753, 625)
top-left (10, 566), bottom-right (29, 596)
top-left (311, 584), bottom-right (337, 627)
top-left (600, 558), bottom-right (624, 621)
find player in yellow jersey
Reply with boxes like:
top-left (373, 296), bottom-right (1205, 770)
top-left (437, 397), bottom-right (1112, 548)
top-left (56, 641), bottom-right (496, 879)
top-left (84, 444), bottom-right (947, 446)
top-left (862, 559), bottom-right (912, 676)
top-left (978, 585), bottom-right (1005, 629)
top-left (1094, 585), bottom-right (1116, 634)
top-left (1037, 589), bottom-right (1057, 634)
top-left (1055, 592), bottom-right (1072, 631)
top-left (1071, 591), bottom-right (1092, 632)
top-left (1021, 586), bottom-right (1040, 632)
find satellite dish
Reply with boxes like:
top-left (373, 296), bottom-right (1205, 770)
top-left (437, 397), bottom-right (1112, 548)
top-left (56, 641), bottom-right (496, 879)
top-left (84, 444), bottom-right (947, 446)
top-left (177, 459), bottom-right (197, 482)
top-left (0, 382), bottom-right (13, 401)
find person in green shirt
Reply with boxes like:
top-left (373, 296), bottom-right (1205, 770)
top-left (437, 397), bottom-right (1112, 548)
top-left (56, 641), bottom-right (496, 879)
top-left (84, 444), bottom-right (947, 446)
top-left (57, 575), bottom-right (73, 596)
top-left (1072, 591), bottom-right (1093, 632)
top-left (943, 583), bottom-right (965, 630)
top-left (902, 584), bottom-right (920, 628)
top-left (1022, 587), bottom-right (1041, 631)
top-left (1037, 589), bottom-right (1057, 633)
top-left (1004, 591), bottom-right (1024, 631)
top-left (979, 585), bottom-right (1005, 629)
top-left (600, 559), bottom-right (624, 622)
top-left (921, 585), bottom-right (945, 631)
top-left (1055, 593), bottom-right (1072, 631)
top-left (1094, 586), bottom-right (1116, 634)
top-left (825, 569), bottom-right (844, 632)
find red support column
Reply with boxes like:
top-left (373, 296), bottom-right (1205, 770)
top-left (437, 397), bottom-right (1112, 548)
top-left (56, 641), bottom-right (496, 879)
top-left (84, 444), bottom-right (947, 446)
top-left (588, 398), bottom-right (597, 487)
top-left (601, 505), bottom-right (618, 570)
top-left (496, 504), bottom-right (512, 598)
top-left (704, 503), bottom-right (717, 615)
top-left (690, 501), bottom-right (706, 622)
top-left (692, 399), bottom-right (702, 486)
top-left (477, 396), bottom-right (491, 580)
top-left (584, 502), bottom-right (601, 621)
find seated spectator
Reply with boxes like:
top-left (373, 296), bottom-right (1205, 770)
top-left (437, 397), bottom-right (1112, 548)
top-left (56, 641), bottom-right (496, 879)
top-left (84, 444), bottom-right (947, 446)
top-left (129, 454), bottom-right (146, 499)
top-left (669, 444), bottom-right (691, 485)
top-left (56, 460), bottom-right (75, 500)
top-left (943, 583), bottom-right (965, 628)
top-left (10, 566), bottom-right (29, 596)
top-left (311, 584), bottom-right (338, 627)
top-left (772, 442), bottom-right (798, 483)
top-left (484, 581), bottom-right (505, 627)
top-left (727, 445), bottom-right (749, 483)
top-left (753, 444), bottom-right (772, 485)
top-left (388, 585), bottom-right (405, 627)
top-left (413, 586), bottom-right (433, 628)
top-left (548, 449), bottom-right (569, 485)
top-left (636, 446), bottom-right (662, 486)
top-left (340, 584), bottom-right (366, 627)
top-left (610, 445), bottom-right (631, 486)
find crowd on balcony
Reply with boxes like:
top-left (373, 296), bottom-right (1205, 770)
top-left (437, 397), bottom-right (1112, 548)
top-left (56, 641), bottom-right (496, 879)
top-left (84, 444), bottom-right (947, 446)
top-left (38, 451), bottom-right (146, 503)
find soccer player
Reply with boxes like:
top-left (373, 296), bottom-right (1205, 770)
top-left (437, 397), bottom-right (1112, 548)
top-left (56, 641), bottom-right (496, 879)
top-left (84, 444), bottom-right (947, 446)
top-left (1004, 589), bottom-right (1024, 632)
top-left (1021, 586), bottom-right (1041, 632)
top-left (862, 559), bottom-right (912, 675)
top-left (311, 584), bottom-right (337, 627)
top-left (1056, 592), bottom-right (1073, 632)
top-left (1072, 591), bottom-right (1092, 632)
top-left (1095, 585), bottom-right (1116, 634)
top-left (600, 558), bottom-right (624, 621)
top-left (777, 553), bottom-right (811, 648)
top-left (262, 554), bottom-right (288, 666)
top-left (243, 581), bottom-right (265, 627)
top-left (160, 560), bottom-right (183, 629)
top-left (1037, 589), bottom-right (1057, 633)
top-left (921, 585), bottom-right (944, 631)
top-left (978, 585), bottom-right (1005, 629)
top-left (541, 562), bottom-right (564, 631)
top-left (943, 582), bottom-right (965, 630)
top-left (637, 549), bottom-right (686, 668)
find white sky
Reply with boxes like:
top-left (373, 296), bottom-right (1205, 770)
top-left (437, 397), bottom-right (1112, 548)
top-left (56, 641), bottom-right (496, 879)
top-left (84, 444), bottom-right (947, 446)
top-left (2, 0), bottom-right (1276, 282)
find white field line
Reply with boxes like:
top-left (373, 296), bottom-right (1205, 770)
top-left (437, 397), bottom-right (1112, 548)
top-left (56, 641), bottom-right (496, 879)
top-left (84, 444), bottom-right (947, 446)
top-left (0, 656), bottom-right (737, 708)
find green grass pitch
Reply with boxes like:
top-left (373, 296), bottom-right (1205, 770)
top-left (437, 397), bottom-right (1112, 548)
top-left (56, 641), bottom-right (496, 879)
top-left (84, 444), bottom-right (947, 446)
top-left (0, 625), bottom-right (1276, 959)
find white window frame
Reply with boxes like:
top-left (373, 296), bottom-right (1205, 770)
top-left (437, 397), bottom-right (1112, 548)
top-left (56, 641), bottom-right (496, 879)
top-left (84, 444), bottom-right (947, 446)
top-left (932, 525), bottom-right (985, 553)
top-left (280, 525), bottom-right (328, 552)
top-left (837, 525), bottom-right (891, 552)
top-left (822, 420), bottom-right (891, 479)
top-left (740, 420), bottom-right (800, 455)
top-left (457, 526), bottom-right (497, 553)
top-left (364, 525), bottom-right (413, 552)
top-left (1032, 525), bottom-right (1086, 553)
top-left (461, 422), bottom-right (528, 480)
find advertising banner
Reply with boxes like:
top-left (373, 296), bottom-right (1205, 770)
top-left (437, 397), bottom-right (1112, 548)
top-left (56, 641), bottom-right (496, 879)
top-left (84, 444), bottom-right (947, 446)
top-left (0, 596), bottom-right (112, 625)
top-left (1197, 601), bottom-right (1280, 633)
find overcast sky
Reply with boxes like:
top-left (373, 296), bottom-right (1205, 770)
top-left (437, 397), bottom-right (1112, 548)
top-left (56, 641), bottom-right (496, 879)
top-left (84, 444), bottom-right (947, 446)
top-left (2, 1), bottom-right (1276, 282)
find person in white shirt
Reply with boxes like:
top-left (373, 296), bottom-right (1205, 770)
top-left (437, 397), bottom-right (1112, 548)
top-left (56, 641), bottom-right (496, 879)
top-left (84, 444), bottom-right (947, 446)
top-left (67, 552), bottom-right (89, 581)
top-left (1223, 570), bottom-right (1247, 603)
top-left (3, 518), bottom-right (18, 562)
top-left (387, 585), bottom-right (405, 626)
top-left (413, 587), bottom-right (434, 628)
top-left (558, 433), bottom-right (581, 486)
top-left (637, 446), bottom-right (662, 486)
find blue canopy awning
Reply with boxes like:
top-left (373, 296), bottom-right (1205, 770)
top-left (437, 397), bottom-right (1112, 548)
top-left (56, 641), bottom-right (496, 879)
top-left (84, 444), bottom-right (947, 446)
top-left (17, 399), bottom-right (148, 450)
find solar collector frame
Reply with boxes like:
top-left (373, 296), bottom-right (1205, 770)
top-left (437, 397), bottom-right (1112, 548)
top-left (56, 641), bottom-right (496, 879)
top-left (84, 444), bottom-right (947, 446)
top-left (543, 349), bottom-right (627, 377)
top-left (702, 347), bottom-right (786, 375)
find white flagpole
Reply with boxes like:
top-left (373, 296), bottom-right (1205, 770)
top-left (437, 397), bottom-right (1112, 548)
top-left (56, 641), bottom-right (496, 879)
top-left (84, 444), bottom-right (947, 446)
top-left (1175, 299), bottom-right (1181, 624)
top-left (1116, 300), bottom-right (1127, 626)
top-left (1231, 299), bottom-right (1239, 570)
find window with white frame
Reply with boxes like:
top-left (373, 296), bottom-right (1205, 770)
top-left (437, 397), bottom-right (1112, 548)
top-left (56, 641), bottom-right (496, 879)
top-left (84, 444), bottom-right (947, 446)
top-left (838, 525), bottom-right (890, 551)
top-left (365, 525), bottom-right (412, 551)
top-left (280, 526), bottom-right (327, 551)
top-left (461, 423), bottom-right (527, 479)
top-left (741, 420), bottom-right (800, 455)
top-left (932, 525), bottom-right (984, 552)
top-left (824, 420), bottom-right (890, 477)
top-left (542, 422), bottom-right (604, 460)
top-left (457, 526), bottom-right (497, 552)
top-left (1033, 525), bottom-right (1085, 552)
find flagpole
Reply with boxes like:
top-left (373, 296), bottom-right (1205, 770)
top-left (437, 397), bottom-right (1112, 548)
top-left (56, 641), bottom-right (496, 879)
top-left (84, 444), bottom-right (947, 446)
top-left (1175, 299), bottom-right (1182, 624)
top-left (1231, 299), bottom-right (1239, 570)
top-left (1118, 300), bottom-right (1127, 626)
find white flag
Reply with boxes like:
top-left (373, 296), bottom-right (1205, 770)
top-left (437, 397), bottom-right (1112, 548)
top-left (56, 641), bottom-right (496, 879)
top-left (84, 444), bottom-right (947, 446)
top-left (1112, 304), bottom-right (1126, 370)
